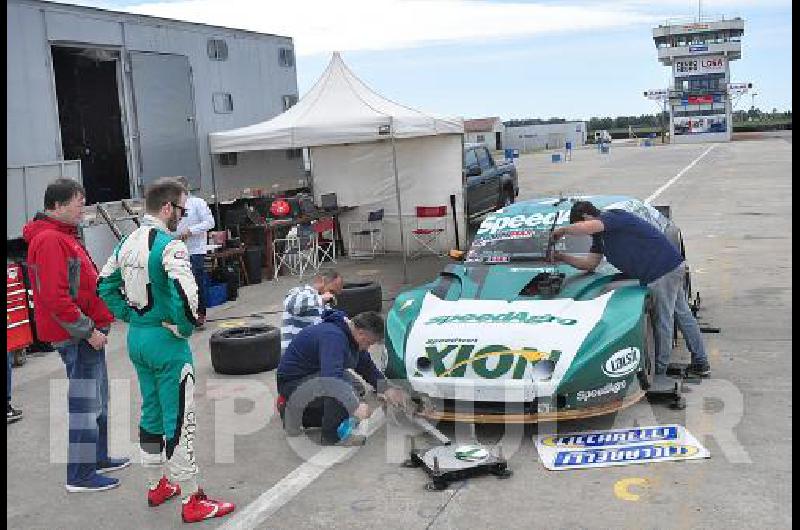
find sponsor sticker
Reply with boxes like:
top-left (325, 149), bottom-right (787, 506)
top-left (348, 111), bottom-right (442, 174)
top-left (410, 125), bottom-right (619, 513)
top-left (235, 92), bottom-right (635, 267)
top-left (536, 425), bottom-right (709, 470)
top-left (576, 380), bottom-right (627, 402)
top-left (602, 347), bottom-right (641, 378)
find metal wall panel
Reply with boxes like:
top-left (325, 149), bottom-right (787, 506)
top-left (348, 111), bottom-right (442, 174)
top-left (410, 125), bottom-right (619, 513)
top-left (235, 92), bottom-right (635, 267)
top-left (6, 3), bottom-right (62, 165)
top-left (44, 10), bottom-right (123, 45)
top-left (129, 52), bottom-right (201, 188)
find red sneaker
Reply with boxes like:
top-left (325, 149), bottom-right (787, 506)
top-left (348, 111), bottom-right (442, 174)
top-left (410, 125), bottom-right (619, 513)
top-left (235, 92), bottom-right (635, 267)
top-left (148, 476), bottom-right (181, 507)
top-left (181, 489), bottom-right (235, 523)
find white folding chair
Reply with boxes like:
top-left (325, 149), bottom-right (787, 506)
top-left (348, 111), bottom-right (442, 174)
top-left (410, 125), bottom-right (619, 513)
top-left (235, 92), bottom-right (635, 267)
top-left (272, 225), bottom-right (316, 279)
top-left (347, 209), bottom-right (385, 260)
top-left (409, 205), bottom-right (447, 258)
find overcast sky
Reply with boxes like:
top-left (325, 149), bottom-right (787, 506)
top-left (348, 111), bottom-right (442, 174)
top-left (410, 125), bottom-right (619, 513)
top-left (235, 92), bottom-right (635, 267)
top-left (56, 0), bottom-right (792, 120)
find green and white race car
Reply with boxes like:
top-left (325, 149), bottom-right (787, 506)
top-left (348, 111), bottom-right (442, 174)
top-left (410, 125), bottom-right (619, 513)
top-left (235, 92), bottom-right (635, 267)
top-left (385, 195), bottom-right (693, 423)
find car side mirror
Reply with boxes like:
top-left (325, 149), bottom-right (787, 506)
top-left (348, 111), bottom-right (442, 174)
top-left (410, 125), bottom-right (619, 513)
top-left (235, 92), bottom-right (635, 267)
top-left (449, 249), bottom-right (465, 261)
top-left (466, 165), bottom-right (482, 177)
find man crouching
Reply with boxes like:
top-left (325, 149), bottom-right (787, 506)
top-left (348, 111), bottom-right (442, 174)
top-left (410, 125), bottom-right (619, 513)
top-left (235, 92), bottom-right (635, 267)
top-left (276, 310), bottom-right (407, 446)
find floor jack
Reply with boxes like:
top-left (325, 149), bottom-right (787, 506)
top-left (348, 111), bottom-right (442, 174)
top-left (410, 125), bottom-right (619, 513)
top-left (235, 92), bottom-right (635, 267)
top-left (399, 413), bottom-right (512, 491)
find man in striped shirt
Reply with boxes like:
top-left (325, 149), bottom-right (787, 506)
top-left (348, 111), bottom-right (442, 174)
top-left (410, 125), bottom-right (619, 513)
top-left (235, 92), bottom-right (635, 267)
top-left (281, 270), bottom-right (343, 352)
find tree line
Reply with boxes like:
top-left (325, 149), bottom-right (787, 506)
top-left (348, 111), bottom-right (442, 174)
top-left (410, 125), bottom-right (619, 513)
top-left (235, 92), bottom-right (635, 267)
top-left (504, 109), bottom-right (791, 130)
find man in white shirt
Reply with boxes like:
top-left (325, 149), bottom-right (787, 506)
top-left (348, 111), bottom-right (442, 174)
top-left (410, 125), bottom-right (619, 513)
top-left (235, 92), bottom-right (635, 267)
top-left (176, 176), bottom-right (215, 327)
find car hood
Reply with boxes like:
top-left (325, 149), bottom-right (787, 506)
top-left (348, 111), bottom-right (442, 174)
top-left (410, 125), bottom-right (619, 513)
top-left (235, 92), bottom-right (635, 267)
top-left (386, 263), bottom-right (647, 398)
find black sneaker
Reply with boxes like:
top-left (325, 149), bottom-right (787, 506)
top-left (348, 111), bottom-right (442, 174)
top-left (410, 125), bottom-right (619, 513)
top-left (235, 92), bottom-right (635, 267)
top-left (7, 404), bottom-right (23, 424)
top-left (686, 362), bottom-right (711, 378)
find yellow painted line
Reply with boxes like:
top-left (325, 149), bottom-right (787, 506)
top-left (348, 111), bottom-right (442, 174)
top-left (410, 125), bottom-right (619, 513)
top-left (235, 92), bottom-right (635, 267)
top-left (218, 320), bottom-right (248, 328)
top-left (614, 477), bottom-right (650, 501)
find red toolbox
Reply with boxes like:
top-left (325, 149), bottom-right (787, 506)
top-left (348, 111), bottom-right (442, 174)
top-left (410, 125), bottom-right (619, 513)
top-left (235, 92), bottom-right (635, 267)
top-left (7, 263), bottom-right (33, 351)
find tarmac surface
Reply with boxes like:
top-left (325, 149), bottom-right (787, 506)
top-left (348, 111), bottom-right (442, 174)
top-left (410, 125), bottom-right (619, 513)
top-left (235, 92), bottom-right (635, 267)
top-left (7, 131), bottom-right (792, 529)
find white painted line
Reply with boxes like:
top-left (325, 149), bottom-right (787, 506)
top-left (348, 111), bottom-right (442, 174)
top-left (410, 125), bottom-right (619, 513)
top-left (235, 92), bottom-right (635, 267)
top-left (219, 408), bottom-right (387, 530)
top-left (645, 144), bottom-right (716, 205)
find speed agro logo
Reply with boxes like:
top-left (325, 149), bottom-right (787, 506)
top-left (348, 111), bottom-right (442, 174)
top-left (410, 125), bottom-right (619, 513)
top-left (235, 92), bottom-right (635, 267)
top-left (419, 343), bottom-right (561, 379)
top-left (425, 312), bottom-right (577, 326)
top-left (576, 380), bottom-right (627, 402)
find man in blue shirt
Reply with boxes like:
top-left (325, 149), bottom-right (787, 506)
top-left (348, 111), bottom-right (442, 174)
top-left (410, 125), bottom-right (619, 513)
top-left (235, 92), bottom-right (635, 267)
top-left (277, 309), bottom-right (408, 446)
top-left (551, 200), bottom-right (710, 384)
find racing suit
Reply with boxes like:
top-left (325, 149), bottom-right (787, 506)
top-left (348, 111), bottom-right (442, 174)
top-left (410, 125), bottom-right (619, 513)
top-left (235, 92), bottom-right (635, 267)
top-left (98, 215), bottom-right (201, 493)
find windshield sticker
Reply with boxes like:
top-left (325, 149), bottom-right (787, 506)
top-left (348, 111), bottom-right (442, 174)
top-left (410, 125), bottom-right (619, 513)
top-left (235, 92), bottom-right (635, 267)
top-left (477, 210), bottom-right (571, 237)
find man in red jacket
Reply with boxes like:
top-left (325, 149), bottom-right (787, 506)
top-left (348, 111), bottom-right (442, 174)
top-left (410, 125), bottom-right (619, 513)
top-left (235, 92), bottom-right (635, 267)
top-left (23, 179), bottom-right (130, 492)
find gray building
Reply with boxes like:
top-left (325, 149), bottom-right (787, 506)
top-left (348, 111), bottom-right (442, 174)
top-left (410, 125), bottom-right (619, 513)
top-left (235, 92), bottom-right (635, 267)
top-left (502, 122), bottom-right (587, 153)
top-left (8, 0), bottom-right (303, 245)
top-left (652, 17), bottom-right (745, 143)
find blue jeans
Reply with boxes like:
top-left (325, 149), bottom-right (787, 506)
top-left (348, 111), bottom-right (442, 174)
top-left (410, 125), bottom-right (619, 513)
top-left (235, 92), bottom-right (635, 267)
top-left (648, 263), bottom-right (708, 374)
top-left (57, 339), bottom-right (109, 484)
top-left (189, 254), bottom-right (207, 317)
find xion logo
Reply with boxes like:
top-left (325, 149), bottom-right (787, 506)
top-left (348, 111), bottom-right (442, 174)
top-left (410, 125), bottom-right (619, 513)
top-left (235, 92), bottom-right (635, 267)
top-left (422, 343), bottom-right (561, 379)
top-left (425, 312), bottom-right (577, 326)
top-left (602, 347), bottom-right (641, 378)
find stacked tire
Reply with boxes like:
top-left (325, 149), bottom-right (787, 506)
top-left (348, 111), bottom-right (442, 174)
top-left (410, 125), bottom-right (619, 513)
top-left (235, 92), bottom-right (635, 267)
top-left (333, 282), bottom-right (383, 317)
top-left (209, 325), bottom-right (281, 375)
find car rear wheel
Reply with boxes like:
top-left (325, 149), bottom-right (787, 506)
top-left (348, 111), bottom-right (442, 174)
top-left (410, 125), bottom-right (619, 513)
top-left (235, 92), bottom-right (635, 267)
top-left (637, 303), bottom-right (656, 391)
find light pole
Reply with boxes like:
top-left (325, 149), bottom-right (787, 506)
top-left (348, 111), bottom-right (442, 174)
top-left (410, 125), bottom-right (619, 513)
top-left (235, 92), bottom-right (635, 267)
top-left (750, 92), bottom-right (758, 110)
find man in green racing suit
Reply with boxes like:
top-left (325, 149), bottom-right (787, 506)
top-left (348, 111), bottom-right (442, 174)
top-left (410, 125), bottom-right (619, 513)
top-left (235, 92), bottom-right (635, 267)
top-left (98, 177), bottom-right (234, 523)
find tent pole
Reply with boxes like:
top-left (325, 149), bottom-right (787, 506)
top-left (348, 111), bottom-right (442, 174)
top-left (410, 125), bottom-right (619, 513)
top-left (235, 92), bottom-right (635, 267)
top-left (390, 124), bottom-right (408, 284)
top-left (207, 137), bottom-right (221, 228)
top-left (460, 133), bottom-right (467, 249)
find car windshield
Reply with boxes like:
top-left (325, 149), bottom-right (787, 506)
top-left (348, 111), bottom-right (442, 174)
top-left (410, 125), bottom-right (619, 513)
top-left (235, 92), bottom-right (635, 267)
top-left (466, 228), bottom-right (593, 264)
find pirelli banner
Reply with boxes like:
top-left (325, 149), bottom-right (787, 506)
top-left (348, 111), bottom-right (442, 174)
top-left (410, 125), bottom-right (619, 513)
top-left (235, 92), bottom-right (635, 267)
top-left (536, 425), bottom-right (710, 470)
top-left (673, 55), bottom-right (726, 77)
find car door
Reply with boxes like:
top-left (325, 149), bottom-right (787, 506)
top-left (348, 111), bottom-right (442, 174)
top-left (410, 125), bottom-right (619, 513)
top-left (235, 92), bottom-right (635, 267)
top-left (464, 148), bottom-right (482, 216)
top-left (475, 147), bottom-right (498, 212)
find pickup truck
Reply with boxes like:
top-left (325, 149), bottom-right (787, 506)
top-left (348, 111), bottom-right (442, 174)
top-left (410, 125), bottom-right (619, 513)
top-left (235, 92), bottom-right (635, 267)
top-left (464, 143), bottom-right (519, 223)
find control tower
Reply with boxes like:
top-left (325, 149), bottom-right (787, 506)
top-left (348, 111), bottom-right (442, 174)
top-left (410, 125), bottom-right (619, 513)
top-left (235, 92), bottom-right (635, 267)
top-left (653, 17), bottom-right (744, 143)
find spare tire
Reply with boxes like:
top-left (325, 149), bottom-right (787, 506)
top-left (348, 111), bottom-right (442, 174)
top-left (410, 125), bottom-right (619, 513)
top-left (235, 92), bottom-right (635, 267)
top-left (333, 282), bottom-right (382, 317)
top-left (209, 325), bottom-right (281, 375)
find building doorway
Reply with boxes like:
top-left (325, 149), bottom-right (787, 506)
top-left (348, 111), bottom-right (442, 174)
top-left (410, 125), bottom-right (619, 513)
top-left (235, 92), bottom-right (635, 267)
top-left (52, 46), bottom-right (130, 205)
top-left (495, 131), bottom-right (503, 150)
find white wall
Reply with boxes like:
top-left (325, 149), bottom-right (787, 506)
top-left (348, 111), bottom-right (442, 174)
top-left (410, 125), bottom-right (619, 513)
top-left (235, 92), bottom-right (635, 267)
top-left (213, 150), bottom-right (309, 201)
top-left (310, 134), bottom-right (466, 253)
top-left (503, 122), bottom-right (587, 152)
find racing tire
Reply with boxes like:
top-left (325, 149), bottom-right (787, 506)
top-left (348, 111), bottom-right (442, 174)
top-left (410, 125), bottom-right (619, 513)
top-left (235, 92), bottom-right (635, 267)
top-left (333, 282), bottom-right (383, 317)
top-left (637, 302), bottom-right (657, 391)
top-left (209, 325), bottom-right (281, 375)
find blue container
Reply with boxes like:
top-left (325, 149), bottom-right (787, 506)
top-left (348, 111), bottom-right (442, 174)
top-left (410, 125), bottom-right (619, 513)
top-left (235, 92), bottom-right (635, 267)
top-left (207, 282), bottom-right (227, 308)
top-left (337, 417), bottom-right (359, 441)
top-left (551, 153), bottom-right (562, 163)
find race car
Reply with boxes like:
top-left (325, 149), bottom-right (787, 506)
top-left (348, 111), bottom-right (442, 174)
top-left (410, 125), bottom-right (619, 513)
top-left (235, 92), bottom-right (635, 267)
top-left (384, 195), bottom-right (694, 423)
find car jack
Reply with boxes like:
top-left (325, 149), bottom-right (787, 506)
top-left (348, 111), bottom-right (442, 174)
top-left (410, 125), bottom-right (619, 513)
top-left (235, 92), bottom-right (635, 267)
top-left (401, 417), bottom-right (512, 491)
top-left (646, 379), bottom-right (686, 410)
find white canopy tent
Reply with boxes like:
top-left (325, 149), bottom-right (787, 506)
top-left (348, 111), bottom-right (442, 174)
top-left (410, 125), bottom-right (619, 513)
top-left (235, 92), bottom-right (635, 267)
top-left (209, 52), bottom-right (465, 282)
